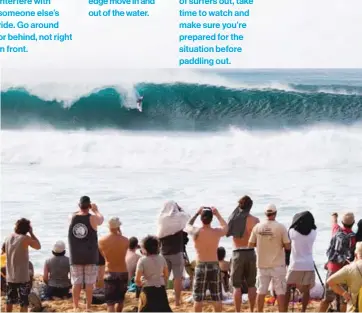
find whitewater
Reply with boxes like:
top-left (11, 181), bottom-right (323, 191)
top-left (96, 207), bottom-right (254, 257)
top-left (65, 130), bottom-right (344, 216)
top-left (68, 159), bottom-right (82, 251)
top-left (1, 69), bottom-right (362, 274)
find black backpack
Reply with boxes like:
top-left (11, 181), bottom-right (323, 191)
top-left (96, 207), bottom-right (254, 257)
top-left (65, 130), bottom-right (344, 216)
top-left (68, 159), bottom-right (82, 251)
top-left (326, 229), bottom-right (355, 264)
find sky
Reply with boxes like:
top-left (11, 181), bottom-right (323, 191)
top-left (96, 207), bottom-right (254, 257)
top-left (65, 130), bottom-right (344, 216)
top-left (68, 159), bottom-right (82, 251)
top-left (0, 0), bottom-right (362, 70)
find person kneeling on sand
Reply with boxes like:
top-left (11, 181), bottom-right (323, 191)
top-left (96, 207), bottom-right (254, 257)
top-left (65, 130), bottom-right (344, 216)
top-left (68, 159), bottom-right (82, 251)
top-left (98, 217), bottom-right (129, 313)
top-left (135, 235), bottom-right (172, 312)
top-left (284, 211), bottom-right (317, 312)
top-left (43, 241), bottom-right (71, 300)
top-left (248, 204), bottom-right (291, 313)
top-left (186, 207), bottom-right (228, 312)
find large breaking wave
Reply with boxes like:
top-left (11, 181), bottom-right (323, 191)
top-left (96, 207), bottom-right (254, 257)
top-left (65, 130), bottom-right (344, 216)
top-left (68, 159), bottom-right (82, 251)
top-left (2, 83), bottom-right (362, 131)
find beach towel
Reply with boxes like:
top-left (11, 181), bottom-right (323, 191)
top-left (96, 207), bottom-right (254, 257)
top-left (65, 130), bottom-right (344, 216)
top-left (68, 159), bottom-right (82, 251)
top-left (226, 206), bottom-right (249, 238)
top-left (157, 201), bottom-right (190, 239)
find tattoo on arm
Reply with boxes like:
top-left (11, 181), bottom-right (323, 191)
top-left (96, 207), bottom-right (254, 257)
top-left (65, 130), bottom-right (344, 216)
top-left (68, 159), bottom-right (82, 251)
top-left (188, 213), bottom-right (199, 225)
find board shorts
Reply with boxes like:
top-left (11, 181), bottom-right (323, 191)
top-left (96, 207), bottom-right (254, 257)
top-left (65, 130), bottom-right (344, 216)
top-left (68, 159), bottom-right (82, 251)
top-left (70, 264), bottom-right (98, 285)
top-left (286, 270), bottom-right (315, 289)
top-left (104, 272), bottom-right (128, 305)
top-left (256, 265), bottom-right (287, 296)
top-left (231, 248), bottom-right (257, 288)
top-left (138, 286), bottom-right (172, 312)
top-left (323, 270), bottom-right (347, 303)
top-left (6, 282), bottom-right (31, 307)
top-left (163, 252), bottom-right (185, 279)
top-left (193, 262), bottom-right (222, 302)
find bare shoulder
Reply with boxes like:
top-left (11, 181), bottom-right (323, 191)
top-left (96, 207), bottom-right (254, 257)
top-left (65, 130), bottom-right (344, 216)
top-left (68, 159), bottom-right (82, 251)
top-left (248, 214), bottom-right (260, 225)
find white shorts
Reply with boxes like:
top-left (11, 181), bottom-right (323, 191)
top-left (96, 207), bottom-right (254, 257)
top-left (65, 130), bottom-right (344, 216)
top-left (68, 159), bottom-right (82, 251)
top-left (256, 265), bottom-right (287, 296)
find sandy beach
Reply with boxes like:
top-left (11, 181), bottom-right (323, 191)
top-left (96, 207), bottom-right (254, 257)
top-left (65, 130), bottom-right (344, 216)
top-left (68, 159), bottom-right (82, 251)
top-left (1, 276), bottom-right (321, 312)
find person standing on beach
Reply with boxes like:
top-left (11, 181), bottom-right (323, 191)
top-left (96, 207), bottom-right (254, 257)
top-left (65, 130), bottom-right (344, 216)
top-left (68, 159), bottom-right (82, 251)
top-left (4, 218), bottom-right (41, 313)
top-left (319, 212), bottom-right (356, 312)
top-left (248, 204), bottom-right (291, 312)
top-left (135, 235), bottom-right (172, 312)
top-left (158, 201), bottom-right (188, 307)
top-left (68, 196), bottom-right (104, 311)
top-left (226, 196), bottom-right (259, 312)
top-left (284, 211), bottom-right (317, 312)
top-left (98, 217), bottom-right (129, 312)
top-left (186, 207), bottom-right (228, 312)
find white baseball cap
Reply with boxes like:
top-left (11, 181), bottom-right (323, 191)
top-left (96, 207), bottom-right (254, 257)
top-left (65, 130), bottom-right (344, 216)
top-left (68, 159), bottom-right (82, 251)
top-left (52, 241), bottom-right (65, 253)
top-left (108, 217), bottom-right (122, 229)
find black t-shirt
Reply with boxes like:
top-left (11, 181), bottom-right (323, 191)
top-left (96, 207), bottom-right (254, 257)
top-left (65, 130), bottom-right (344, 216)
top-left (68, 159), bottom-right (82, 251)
top-left (160, 231), bottom-right (184, 255)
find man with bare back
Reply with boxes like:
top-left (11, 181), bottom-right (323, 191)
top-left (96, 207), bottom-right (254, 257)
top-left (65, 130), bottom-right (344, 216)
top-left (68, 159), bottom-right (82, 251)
top-left (227, 196), bottom-right (259, 312)
top-left (186, 207), bottom-right (228, 312)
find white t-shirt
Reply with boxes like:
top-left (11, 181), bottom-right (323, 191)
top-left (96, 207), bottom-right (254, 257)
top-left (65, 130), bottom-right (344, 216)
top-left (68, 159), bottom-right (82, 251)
top-left (289, 228), bottom-right (316, 271)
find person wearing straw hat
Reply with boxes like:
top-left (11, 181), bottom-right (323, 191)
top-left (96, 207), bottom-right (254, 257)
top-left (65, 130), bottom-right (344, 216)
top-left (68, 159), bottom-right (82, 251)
top-left (43, 240), bottom-right (71, 299)
top-left (98, 217), bottom-right (129, 312)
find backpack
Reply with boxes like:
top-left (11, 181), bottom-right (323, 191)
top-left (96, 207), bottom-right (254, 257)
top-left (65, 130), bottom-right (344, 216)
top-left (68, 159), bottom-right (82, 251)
top-left (326, 229), bottom-right (355, 264)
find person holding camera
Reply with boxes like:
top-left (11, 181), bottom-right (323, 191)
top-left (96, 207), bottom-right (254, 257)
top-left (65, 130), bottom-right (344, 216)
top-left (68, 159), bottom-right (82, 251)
top-left (68, 196), bottom-right (104, 311)
top-left (186, 206), bottom-right (228, 312)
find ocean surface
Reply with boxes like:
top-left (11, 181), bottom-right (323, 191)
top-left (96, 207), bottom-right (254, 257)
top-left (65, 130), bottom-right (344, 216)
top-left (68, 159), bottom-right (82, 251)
top-left (1, 69), bottom-right (362, 275)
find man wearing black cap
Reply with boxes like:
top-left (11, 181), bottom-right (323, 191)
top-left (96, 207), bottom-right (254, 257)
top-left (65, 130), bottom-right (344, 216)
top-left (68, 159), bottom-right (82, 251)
top-left (186, 206), bottom-right (228, 312)
top-left (68, 196), bottom-right (104, 311)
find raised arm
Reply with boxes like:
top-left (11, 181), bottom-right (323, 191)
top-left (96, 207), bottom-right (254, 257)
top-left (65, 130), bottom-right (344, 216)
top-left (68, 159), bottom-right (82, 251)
top-left (24, 226), bottom-right (41, 250)
top-left (212, 207), bottom-right (228, 236)
top-left (90, 204), bottom-right (104, 228)
top-left (185, 208), bottom-right (202, 236)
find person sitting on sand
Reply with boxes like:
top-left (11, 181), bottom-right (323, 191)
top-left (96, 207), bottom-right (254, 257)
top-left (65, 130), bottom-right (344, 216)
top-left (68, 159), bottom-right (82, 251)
top-left (98, 217), bottom-right (129, 313)
top-left (326, 241), bottom-right (362, 312)
top-left (227, 195), bottom-right (259, 312)
top-left (4, 218), bottom-right (41, 313)
top-left (135, 235), bottom-right (172, 312)
top-left (284, 211), bottom-right (317, 312)
top-left (248, 204), bottom-right (291, 313)
top-left (186, 207), bottom-right (228, 312)
top-left (217, 247), bottom-right (230, 293)
top-left (43, 240), bottom-right (71, 300)
top-left (319, 212), bottom-right (356, 312)
top-left (68, 196), bottom-right (104, 312)
top-left (157, 201), bottom-right (190, 307)
top-left (126, 237), bottom-right (141, 298)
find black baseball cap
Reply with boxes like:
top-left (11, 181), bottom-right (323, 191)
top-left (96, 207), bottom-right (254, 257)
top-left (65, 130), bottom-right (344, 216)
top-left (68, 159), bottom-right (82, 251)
top-left (80, 196), bottom-right (91, 206)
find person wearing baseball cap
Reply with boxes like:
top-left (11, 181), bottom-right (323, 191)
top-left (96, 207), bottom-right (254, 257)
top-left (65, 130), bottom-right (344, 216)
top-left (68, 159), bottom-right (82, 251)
top-left (98, 217), bottom-right (129, 312)
top-left (319, 211), bottom-right (356, 312)
top-left (248, 204), bottom-right (291, 312)
top-left (43, 240), bottom-right (71, 300)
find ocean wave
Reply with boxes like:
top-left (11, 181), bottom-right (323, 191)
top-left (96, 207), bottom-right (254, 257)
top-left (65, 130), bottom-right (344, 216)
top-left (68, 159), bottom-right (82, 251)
top-left (2, 83), bottom-right (362, 131)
